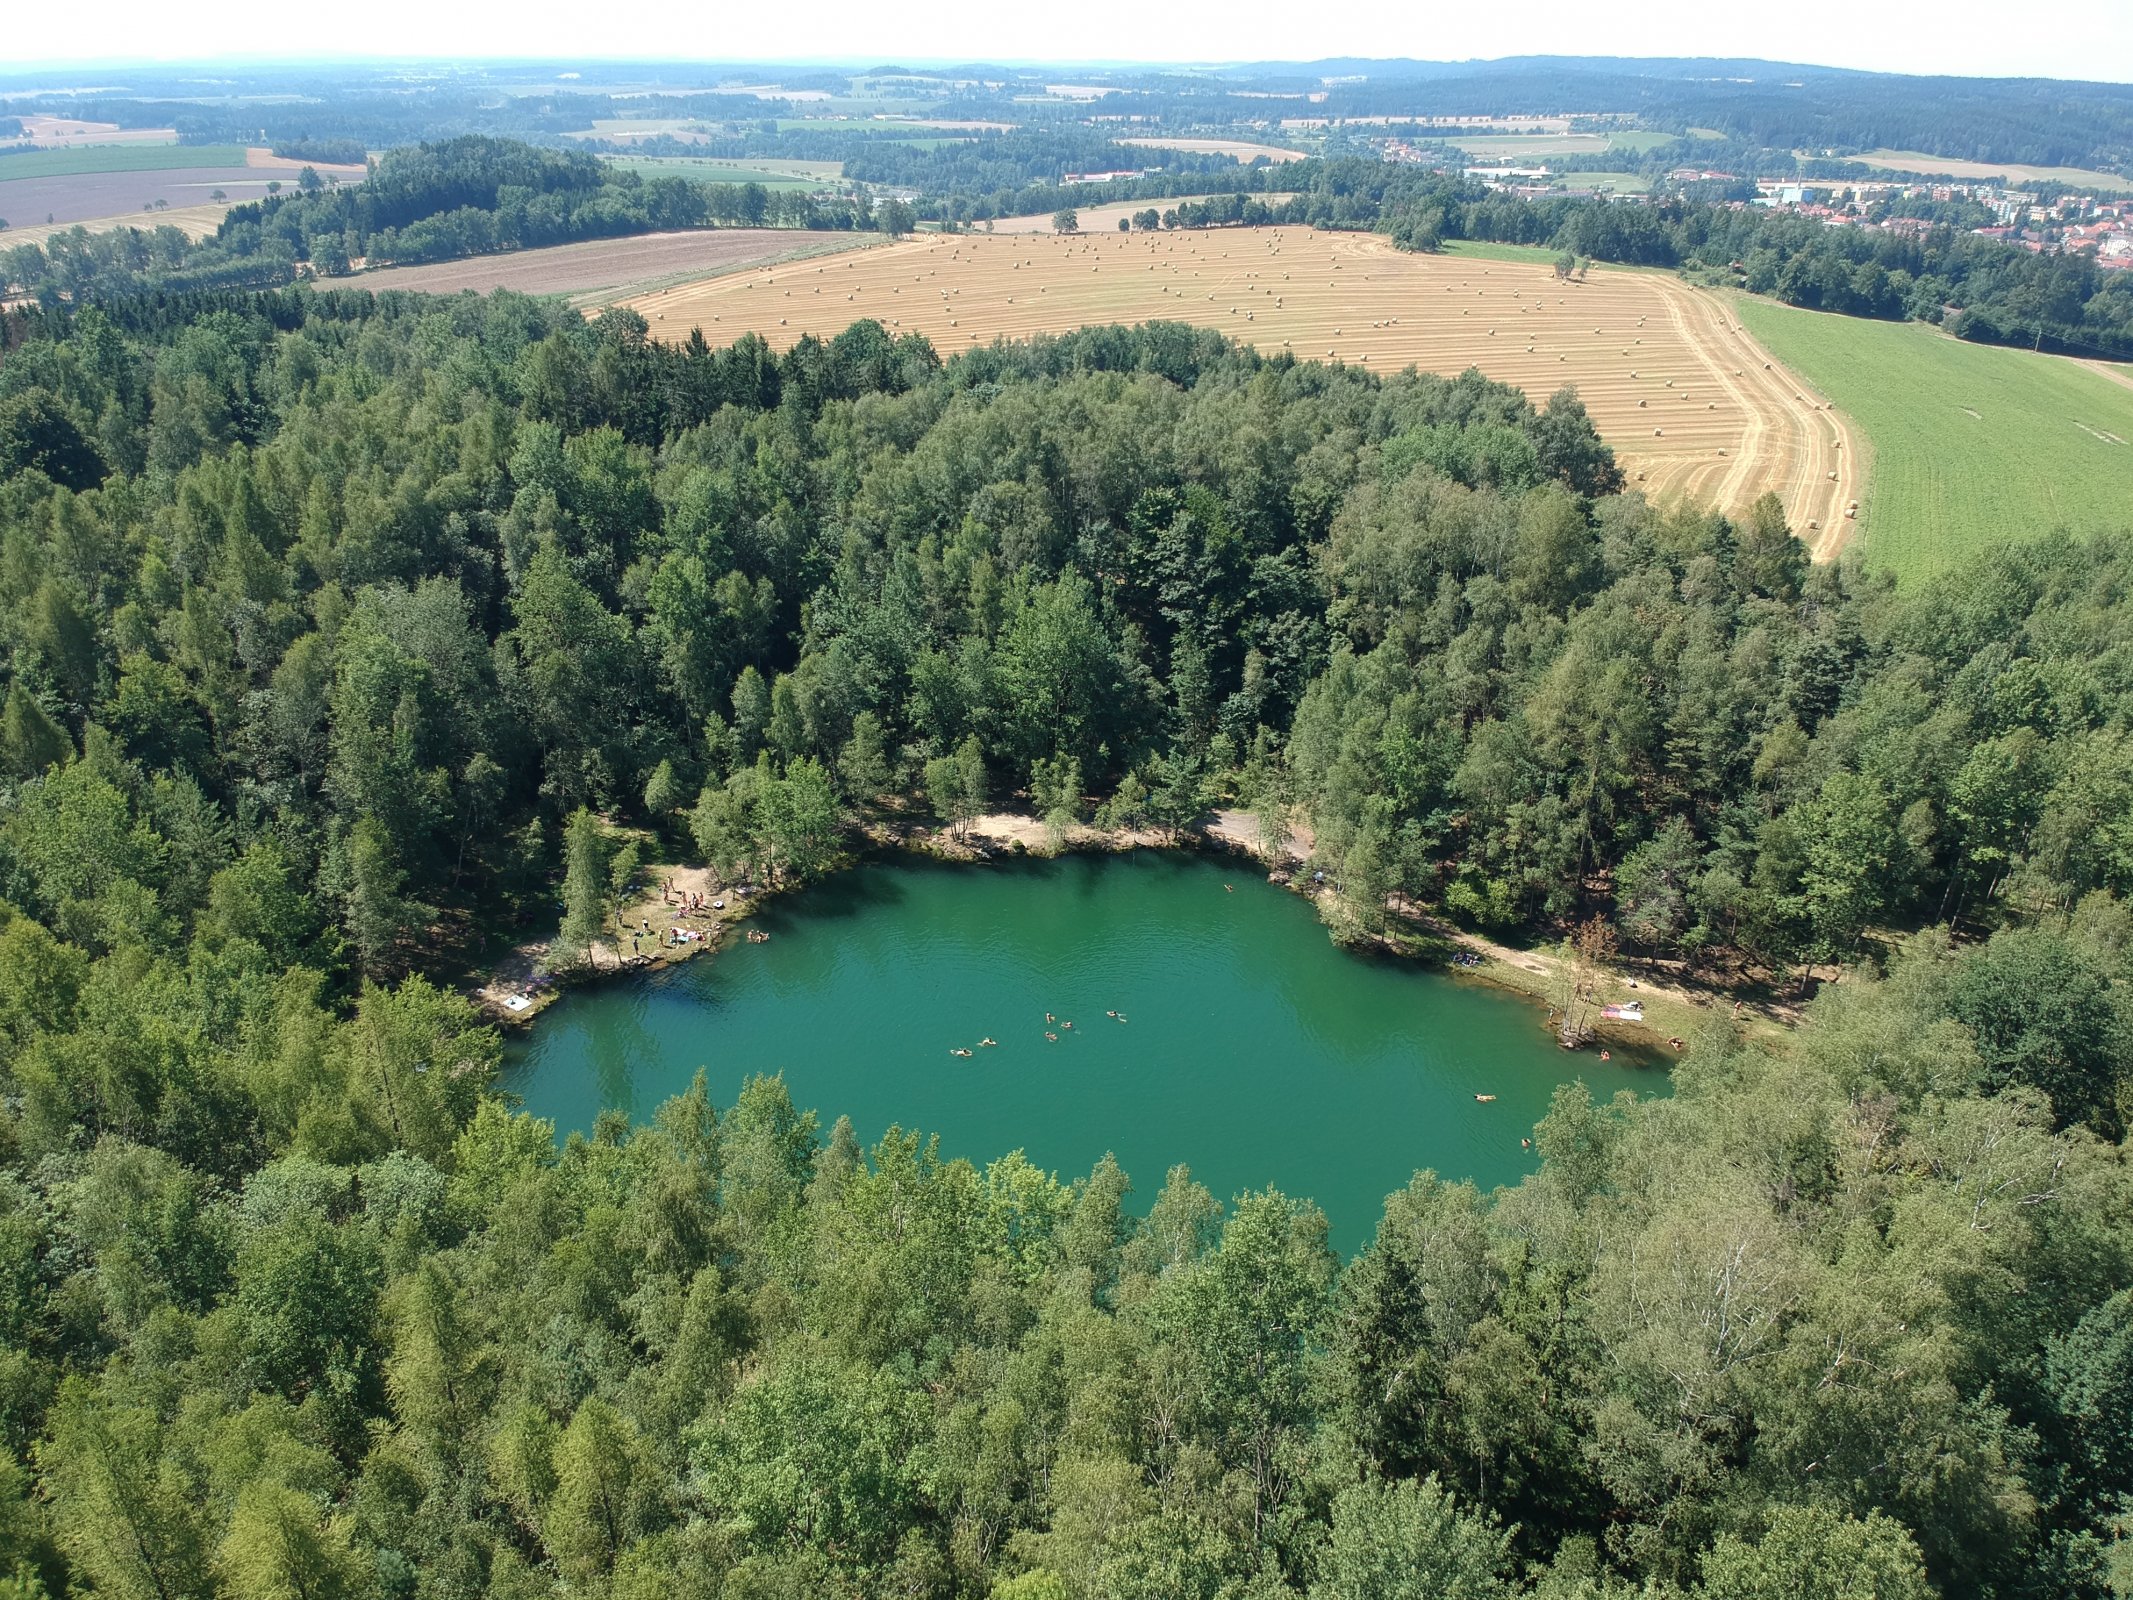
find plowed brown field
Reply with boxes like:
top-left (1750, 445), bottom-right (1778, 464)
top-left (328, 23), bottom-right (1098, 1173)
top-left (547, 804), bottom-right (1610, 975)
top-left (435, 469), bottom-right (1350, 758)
top-left (625, 226), bottom-right (1859, 539)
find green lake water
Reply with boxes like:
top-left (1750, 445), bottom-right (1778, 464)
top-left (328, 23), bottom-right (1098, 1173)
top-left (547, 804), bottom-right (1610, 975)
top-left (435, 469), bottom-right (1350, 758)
top-left (503, 850), bottom-right (1664, 1251)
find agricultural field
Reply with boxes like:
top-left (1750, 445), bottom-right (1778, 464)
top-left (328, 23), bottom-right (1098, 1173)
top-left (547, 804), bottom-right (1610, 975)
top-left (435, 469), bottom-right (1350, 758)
top-left (625, 225), bottom-right (1856, 535)
top-left (565, 118), bottom-right (719, 145)
top-left (599, 155), bottom-right (845, 190)
top-left (352, 229), bottom-right (873, 303)
top-left (0, 202), bottom-right (228, 248)
top-left (0, 143), bottom-right (246, 178)
top-left (1441, 130), bottom-right (1671, 160)
top-left (1732, 296), bottom-right (2133, 580)
top-left (2, 169), bottom-right (255, 229)
top-left (1559, 172), bottom-right (1652, 193)
top-left (1441, 240), bottom-right (1574, 265)
top-left (1850, 149), bottom-right (2133, 194)
top-left (991, 195), bottom-right (1299, 233)
top-left (2, 114), bottom-right (177, 149)
top-left (871, 118), bottom-right (1017, 131)
top-left (1119, 137), bottom-right (1308, 163)
top-left (0, 146), bottom-right (363, 230)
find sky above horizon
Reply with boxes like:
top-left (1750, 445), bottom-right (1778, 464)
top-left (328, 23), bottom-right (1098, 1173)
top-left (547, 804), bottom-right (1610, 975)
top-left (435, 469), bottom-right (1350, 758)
top-left (5, 0), bottom-right (2130, 84)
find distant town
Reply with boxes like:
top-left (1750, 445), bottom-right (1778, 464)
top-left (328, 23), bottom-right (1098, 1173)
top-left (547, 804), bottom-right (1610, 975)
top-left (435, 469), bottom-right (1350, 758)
top-left (1367, 134), bottom-right (2133, 267)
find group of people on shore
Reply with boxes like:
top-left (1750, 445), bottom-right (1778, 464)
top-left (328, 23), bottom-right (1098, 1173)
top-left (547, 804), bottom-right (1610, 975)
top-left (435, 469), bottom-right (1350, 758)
top-left (662, 879), bottom-right (727, 916)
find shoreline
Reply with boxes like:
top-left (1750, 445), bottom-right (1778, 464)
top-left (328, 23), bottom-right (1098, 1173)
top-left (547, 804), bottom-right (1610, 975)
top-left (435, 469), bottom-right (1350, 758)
top-left (471, 805), bottom-right (1774, 1062)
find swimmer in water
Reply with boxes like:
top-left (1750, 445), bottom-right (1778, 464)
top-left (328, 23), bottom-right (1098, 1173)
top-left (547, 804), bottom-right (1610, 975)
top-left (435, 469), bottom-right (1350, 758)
top-left (1045, 1031), bottom-right (1058, 1042)
top-left (979, 1038), bottom-right (997, 1047)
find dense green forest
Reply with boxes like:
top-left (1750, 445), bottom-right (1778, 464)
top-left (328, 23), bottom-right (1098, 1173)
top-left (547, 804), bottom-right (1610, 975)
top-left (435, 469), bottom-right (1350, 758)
top-left (0, 286), bottom-right (2132, 1597)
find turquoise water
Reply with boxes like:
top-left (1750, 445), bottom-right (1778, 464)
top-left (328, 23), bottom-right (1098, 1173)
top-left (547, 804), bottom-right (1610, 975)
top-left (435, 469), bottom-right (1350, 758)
top-left (503, 851), bottom-right (1663, 1251)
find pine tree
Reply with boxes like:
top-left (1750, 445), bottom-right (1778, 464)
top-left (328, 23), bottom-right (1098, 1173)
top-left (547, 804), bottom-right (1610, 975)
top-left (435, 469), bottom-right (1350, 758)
top-left (340, 818), bottom-right (432, 980)
top-left (555, 808), bottom-right (610, 969)
top-left (0, 682), bottom-right (70, 781)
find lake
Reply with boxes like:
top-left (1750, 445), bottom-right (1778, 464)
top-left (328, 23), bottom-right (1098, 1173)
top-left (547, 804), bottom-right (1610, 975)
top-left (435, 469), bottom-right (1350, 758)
top-left (503, 850), bottom-right (1664, 1251)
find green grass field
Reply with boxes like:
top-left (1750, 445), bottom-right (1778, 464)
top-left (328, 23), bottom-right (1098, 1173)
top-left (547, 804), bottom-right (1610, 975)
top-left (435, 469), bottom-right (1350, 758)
top-left (0, 143), bottom-right (246, 178)
top-left (1605, 131), bottom-right (1677, 154)
top-left (1733, 296), bottom-right (2133, 580)
top-left (1448, 134), bottom-right (1612, 159)
top-left (1441, 239), bottom-right (1574, 265)
top-left (1448, 129), bottom-right (1675, 161)
top-left (1560, 171), bottom-right (1651, 193)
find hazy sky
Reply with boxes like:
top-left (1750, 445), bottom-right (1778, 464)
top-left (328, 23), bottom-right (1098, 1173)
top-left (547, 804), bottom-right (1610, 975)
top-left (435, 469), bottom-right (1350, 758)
top-left (8, 0), bottom-right (2131, 83)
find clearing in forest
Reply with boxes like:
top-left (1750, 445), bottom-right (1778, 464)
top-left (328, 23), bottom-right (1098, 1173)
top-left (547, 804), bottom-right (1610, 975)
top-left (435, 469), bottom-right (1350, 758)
top-left (625, 224), bottom-right (1857, 537)
top-left (1733, 296), bottom-right (2133, 580)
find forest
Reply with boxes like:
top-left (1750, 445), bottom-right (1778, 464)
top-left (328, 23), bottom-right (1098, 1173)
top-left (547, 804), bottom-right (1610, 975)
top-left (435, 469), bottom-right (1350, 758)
top-left (0, 284), bottom-right (2131, 1598)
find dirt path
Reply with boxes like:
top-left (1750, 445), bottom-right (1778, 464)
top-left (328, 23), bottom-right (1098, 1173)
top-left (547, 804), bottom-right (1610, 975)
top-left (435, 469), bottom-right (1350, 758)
top-left (1643, 277), bottom-right (1863, 556)
top-left (2081, 357), bottom-right (2133, 398)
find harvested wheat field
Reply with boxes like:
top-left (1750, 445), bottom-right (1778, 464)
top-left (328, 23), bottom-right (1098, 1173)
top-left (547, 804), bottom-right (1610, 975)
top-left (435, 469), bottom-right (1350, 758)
top-left (354, 229), bottom-right (875, 304)
top-left (0, 203), bottom-right (231, 249)
top-left (625, 226), bottom-right (1859, 541)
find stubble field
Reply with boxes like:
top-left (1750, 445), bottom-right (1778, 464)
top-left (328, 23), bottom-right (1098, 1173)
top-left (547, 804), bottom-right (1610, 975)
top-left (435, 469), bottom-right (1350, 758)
top-left (352, 229), bottom-right (876, 304)
top-left (0, 146), bottom-right (364, 232)
top-left (625, 225), bottom-right (1858, 537)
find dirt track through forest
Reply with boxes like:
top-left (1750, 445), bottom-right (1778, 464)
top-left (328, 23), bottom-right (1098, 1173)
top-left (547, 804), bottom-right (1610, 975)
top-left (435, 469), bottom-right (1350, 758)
top-left (625, 226), bottom-right (1859, 542)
